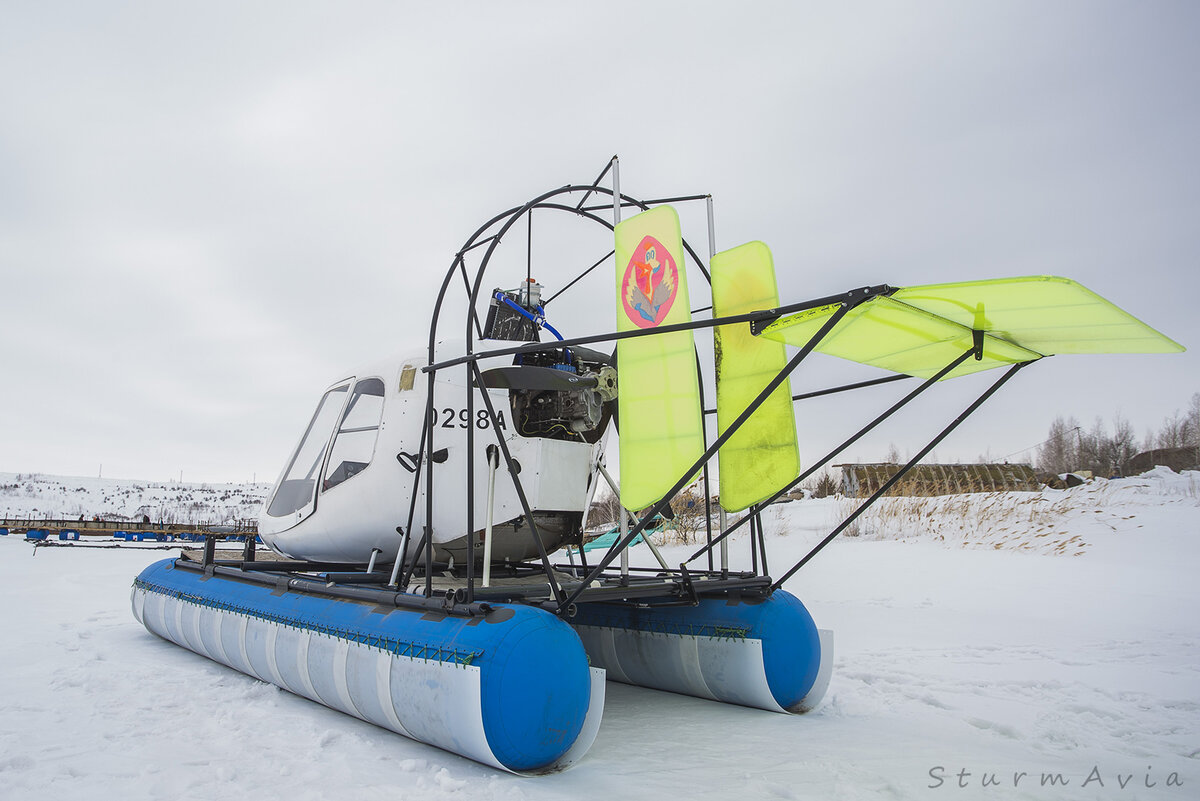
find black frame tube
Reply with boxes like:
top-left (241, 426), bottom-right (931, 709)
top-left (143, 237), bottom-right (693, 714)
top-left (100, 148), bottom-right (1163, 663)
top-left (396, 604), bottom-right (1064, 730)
top-left (541, 249), bottom-right (615, 306)
top-left (683, 347), bottom-right (981, 567)
top-left (405, 161), bottom-right (1041, 615)
top-left (702, 373), bottom-right (915, 415)
top-left (425, 285), bottom-right (894, 374)
top-left (420, 173), bottom-right (726, 608)
top-left (695, 349), bottom-right (714, 571)
top-left (554, 298), bottom-right (862, 614)
top-left (769, 359), bottom-right (1033, 590)
top-left (393, 410), bottom-right (431, 589)
top-left (573, 156), bottom-right (616, 211)
top-left (469, 361), bottom-right (568, 606)
top-left (173, 558), bottom-right (492, 617)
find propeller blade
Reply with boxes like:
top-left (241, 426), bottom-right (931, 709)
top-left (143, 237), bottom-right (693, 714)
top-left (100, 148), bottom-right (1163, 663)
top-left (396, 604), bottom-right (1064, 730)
top-left (476, 365), bottom-right (599, 391)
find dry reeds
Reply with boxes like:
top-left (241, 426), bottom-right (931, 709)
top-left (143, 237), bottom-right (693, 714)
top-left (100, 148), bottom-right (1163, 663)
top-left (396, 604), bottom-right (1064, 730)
top-left (836, 488), bottom-right (1096, 556)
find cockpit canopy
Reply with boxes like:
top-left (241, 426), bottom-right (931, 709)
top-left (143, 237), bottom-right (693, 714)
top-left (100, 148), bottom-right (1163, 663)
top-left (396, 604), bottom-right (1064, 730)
top-left (266, 376), bottom-right (385, 520)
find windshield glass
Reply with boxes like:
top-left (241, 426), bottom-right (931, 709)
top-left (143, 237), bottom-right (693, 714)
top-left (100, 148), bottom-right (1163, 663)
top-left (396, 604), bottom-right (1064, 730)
top-left (322, 377), bottom-right (386, 492)
top-left (266, 383), bottom-right (349, 518)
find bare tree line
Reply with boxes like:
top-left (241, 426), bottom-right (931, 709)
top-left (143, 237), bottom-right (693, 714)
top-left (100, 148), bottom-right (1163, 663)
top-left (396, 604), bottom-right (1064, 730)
top-left (585, 391), bottom-right (1200, 519)
top-left (1037, 392), bottom-right (1200, 475)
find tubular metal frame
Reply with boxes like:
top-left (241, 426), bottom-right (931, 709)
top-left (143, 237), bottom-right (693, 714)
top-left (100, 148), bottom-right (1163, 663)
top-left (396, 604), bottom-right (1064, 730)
top-left (205, 158), bottom-right (1040, 619)
top-left (395, 158), bottom-right (1038, 614)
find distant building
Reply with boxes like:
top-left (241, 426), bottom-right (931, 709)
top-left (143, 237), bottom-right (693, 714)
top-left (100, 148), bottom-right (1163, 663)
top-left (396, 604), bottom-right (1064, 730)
top-left (836, 463), bottom-right (1040, 498)
top-left (1124, 446), bottom-right (1200, 476)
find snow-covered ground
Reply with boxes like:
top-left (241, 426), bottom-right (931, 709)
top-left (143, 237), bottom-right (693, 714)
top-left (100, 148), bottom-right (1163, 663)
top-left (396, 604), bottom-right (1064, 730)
top-left (0, 472), bottom-right (271, 525)
top-left (1, 470), bottom-right (1197, 800)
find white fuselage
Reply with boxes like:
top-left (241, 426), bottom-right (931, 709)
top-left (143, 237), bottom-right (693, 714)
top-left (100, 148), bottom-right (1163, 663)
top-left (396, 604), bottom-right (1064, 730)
top-left (258, 343), bottom-right (597, 564)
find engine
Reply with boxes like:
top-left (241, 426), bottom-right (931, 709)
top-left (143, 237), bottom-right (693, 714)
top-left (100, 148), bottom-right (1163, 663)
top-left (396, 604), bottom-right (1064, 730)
top-left (483, 280), bottom-right (618, 443)
top-left (511, 351), bottom-right (616, 442)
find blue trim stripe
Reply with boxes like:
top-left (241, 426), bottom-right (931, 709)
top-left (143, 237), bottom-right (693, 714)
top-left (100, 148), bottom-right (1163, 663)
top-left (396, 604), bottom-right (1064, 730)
top-left (134, 577), bottom-right (484, 665)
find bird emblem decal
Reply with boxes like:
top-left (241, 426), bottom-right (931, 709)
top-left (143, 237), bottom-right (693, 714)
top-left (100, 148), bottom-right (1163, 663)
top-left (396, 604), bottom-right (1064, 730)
top-left (621, 235), bottom-right (679, 328)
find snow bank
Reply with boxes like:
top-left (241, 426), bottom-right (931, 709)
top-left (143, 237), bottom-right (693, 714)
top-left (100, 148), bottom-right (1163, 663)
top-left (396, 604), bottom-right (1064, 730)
top-left (757, 469), bottom-right (1199, 557)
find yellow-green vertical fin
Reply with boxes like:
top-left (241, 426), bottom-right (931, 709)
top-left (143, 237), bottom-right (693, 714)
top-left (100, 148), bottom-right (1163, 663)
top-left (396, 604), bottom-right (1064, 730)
top-left (712, 241), bottom-right (800, 512)
top-left (614, 206), bottom-right (704, 511)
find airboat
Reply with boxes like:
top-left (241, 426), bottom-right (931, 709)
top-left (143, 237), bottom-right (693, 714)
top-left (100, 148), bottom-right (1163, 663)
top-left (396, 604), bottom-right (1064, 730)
top-left (131, 157), bottom-right (1182, 772)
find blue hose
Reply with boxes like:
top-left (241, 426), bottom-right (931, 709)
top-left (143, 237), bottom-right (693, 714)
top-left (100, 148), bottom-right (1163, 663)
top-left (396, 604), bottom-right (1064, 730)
top-left (496, 293), bottom-right (572, 365)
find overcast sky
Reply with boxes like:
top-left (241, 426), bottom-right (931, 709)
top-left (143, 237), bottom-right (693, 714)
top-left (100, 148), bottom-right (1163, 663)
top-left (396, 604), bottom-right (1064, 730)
top-left (3, 1), bottom-right (1197, 484)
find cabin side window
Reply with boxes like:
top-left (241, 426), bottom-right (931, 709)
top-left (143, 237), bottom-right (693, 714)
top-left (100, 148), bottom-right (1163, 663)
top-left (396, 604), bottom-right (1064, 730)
top-left (266, 383), bottom-right (350, 518)
top-left (322, 377), bottom-right (386, 492)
